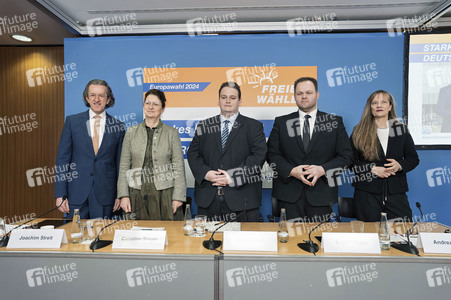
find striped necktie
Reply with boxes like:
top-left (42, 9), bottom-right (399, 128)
top-left (221, 120), bottom-right (230, 149)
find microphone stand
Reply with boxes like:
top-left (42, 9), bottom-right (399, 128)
top-left (391, 202), bottom-right (422, 256)
top-left (202, 209), bottom-right (247, 250)
top-left (0, 196), bottom-right (68, 247)
top-left (297, 219), bottom-right (327, 255)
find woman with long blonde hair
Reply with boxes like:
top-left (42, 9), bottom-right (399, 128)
top-left (351, 90), bottom-right (419, 221)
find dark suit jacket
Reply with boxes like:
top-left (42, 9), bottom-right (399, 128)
top-left (267, 110), bottom-right (353, 206)
top-left (350, 124), bottom-right (419, 194)
top-left (187, 114), bottom-right (267, 211)
top-left (55, 110), bottom-right (125, 206)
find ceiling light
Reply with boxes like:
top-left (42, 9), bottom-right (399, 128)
top-left (11, 35), bottom-right (33, 42)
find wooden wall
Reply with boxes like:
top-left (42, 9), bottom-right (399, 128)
top-left (0, 46), bottom-right (65, 222)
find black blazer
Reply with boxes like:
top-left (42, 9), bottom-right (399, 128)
top-left (350, 124), bottom-right (419, 194)
top-left (267, 111), bottom-right (353, 206)
top-left (187, 114), bottom-right (267, 211)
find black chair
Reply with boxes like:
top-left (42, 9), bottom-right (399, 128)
top-left (337, 196), bottom-right (355, 221)
top-left (267, 197), bottom-right (279, 222)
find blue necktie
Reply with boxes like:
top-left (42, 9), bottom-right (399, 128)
top-left (221, 120), bottom-right (230, 149)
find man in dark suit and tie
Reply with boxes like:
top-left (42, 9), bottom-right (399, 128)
top-left (55, 79), bottom-right (125, 219)
top-left (187, 82), bottom-right (267, 222)
top-left (267, 77), bottom-right (353, 221)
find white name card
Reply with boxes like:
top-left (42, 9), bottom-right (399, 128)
top-left (223, 231), bottom-right (277, 252)
top-left (417, 233), bottom-right (451, 254)
top-left (112, 230), bottom-right (168, 250)
top-left (322, 232), bottom-right (381, 254)
top-left (7, 229), bottom-right (68, 249)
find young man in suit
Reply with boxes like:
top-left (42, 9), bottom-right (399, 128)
top-left (267, 77), bottom-right (353, 221)
top-left (187, 82), bottom-right (267, 222)
top-left (54, 79), bottom-right (125, 219)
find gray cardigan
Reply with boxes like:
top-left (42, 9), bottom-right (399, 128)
top-left (117, 121), bottom-right (186, 201)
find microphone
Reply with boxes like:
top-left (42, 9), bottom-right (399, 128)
top-left (202, 209), bottom-right (247, 250)
top-left (0, 196), bottom-right (68, 247)
top-left (90, 195), bottom-right (148, 251)
top-left (391, 202), bottom-right (422, 256)
top-left (297, 215), bottom-right (330, 255)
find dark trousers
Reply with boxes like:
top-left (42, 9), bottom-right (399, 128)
top-left (197, 192), bottom-right (259, 222)
top-left (278, 190), bottom-right (332, 222)
top-left (68, 187), bottom-right (113, 219)
top-left (353, 189), bottom-right (413, 222)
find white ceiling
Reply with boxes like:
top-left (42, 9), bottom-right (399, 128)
top-left (1, 0), bottom-right (450, 45)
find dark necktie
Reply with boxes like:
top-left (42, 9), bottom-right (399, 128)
top-left (303, 115), bottom-right (311, 150)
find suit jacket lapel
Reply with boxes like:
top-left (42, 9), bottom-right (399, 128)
top-left (211, 115), bottom-right (222, 154)
top-left (97, 113), bottom-right (112, 156)
top-left (82, 110), bottom-right (96, 157)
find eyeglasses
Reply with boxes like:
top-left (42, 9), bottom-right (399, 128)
top-left (144, 101), bottom-right (161, 107)
top-left (88, 93), bottom-right (107, 100)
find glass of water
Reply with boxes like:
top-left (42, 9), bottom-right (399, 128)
top-left (193, 215), bottom-right (207, 237)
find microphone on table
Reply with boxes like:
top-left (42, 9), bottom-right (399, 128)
top-left (297, 215), bottom-right (331, 255)
top-left (0, 196), bottom-right (68, 247)
top-left (90, 195), bottom-right (148, 252)
top-left (391, 202), bottom-right (422, 256)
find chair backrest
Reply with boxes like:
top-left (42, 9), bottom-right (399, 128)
top-left (272, 197), bottom-right (279, 218)
top-left (338, 196), bottom-right (355, 220)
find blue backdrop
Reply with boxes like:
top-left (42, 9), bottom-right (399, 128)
top-left (64, 33), bottom-right (451, 225)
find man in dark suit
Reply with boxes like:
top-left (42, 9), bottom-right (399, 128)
top-left (267, 77), bottom-right (353, 221)
top-left (55, 79), bottom-right (125, 219)
top-left (187, 82), bottom-right (267, 222)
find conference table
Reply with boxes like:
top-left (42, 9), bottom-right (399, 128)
top-left (1, 219), bottom-right (450, 299)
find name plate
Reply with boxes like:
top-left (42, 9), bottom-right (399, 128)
top-left (7, 229), bottom-right (68, 249)
top-left (223, 231), bottom-right (277, 252)
top-left (112, 230), bottom-right (168, 250)
top-left (417, 233), bottom-right (451, 254)
top-left (322, 232), bottom-right (381, 254)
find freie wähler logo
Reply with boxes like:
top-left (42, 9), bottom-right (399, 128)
top-left (126, 263), bottom-right (178, 288)
top-left (226, 263), bottom-right (278, 287)
top-left (26, 263), bottom-right (78, 287)
top-left (326, 263), bottom-right (378, 287)
top-left (426, 266), bottom-right (451, 287)
top-left (326, 63), bottom-right (378, 87)
top-left (426, 166), bottom-right (451, 187)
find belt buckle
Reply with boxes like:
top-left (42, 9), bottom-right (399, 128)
top-left (217, 188), bottom-right (224, 196)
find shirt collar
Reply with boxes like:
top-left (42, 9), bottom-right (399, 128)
top-left (220, 112), bottom-right (239, 124)
top-left (298, 109), bottom-right (317, 120)
top-left (89, 109), bottom-right (106, 120)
